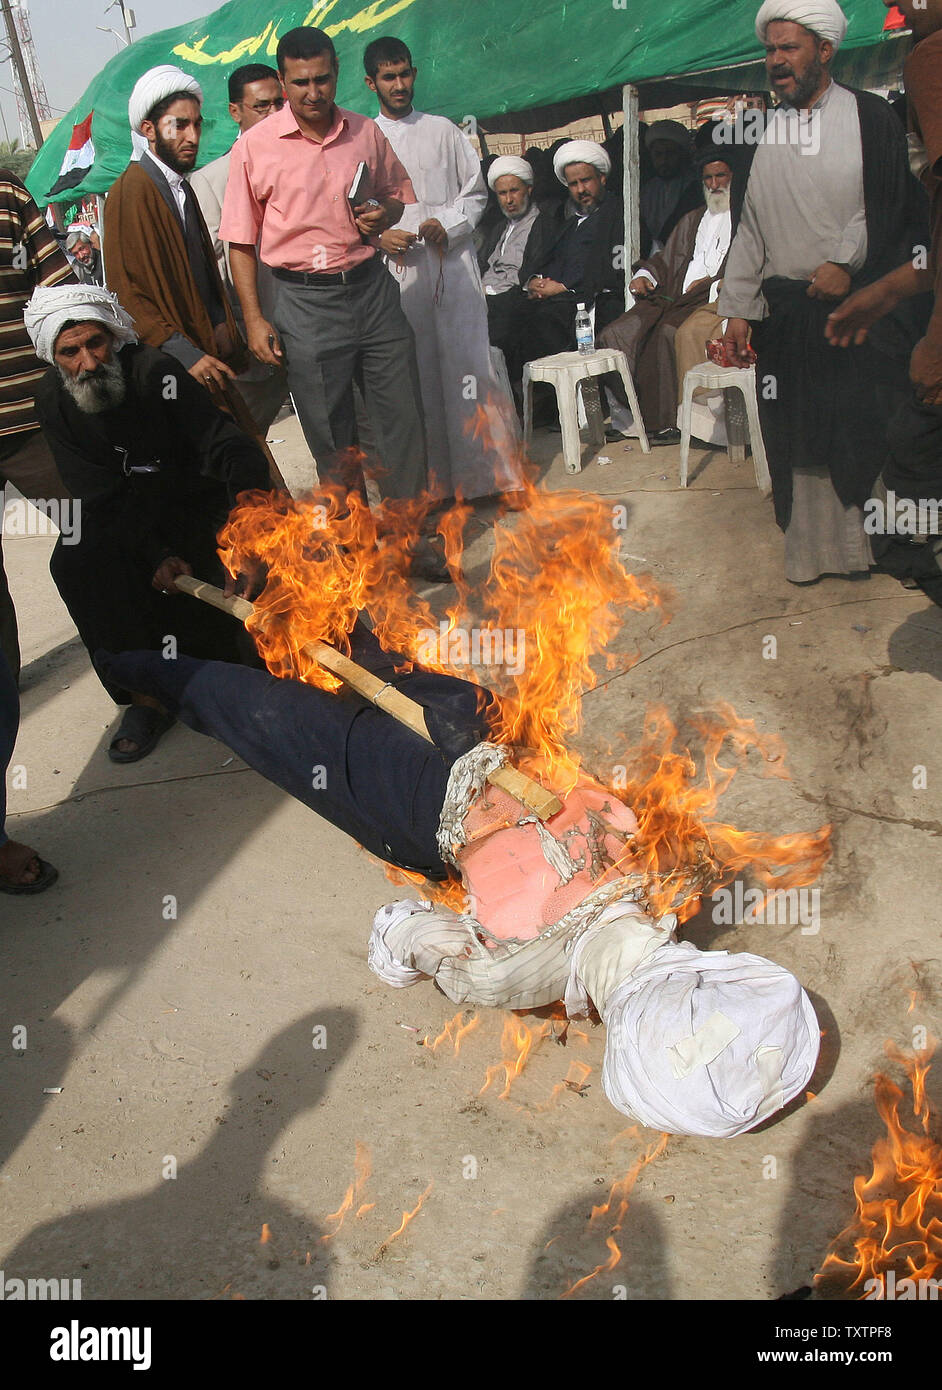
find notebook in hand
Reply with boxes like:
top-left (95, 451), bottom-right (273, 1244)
top-left (348, 162), bottom-right (370, 207)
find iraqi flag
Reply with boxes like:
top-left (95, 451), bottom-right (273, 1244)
top-left (47, 111), bottom-right (95, 198)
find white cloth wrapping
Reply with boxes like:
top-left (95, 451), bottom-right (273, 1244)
top-left (553, 140), bottom-right (611, 184)
top-left (128, 65), bottom-right (203, 134)
top-left (24, 285), bottom-right (138, 364)
top-left (755, 0), bottom-right (848, 47)
top-left (375, 110), bottom-right (523, 499)
top-left (487, 156), bottom-right (534, 189)
top-left (368, 895), bottom-right (818, 1135)
top-left (588, 941), bottom-right (820, 1137)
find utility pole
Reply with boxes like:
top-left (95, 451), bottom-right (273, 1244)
top-left (106, 0), bottom-right (135, 45)
top-left (0, 0), bottom-right (41, 147)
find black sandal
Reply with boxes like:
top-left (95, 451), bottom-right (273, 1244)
top-left (108, 705), bottom-right (175, 763)
top-left (0, 848), bottom-right (58, 895)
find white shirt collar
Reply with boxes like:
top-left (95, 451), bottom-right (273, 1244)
top-left (148, 150), bottom-right (186, 190)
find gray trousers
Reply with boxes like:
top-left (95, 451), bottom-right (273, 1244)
top-left (271, 257), bottom-right (428, 500)
top-left (0, 429), bottom-right (70, 682)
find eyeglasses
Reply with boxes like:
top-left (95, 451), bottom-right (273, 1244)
top-left (248, 98), bottom-right (285, 113)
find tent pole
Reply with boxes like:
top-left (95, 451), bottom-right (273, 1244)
top-left (622, 83), bottom-right (639, 303)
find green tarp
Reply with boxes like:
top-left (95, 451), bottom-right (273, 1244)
top-left (28, 0), bottom-right (903, 206)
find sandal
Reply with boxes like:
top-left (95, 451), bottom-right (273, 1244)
top-left (0, 842), bottom-right (59, 895)
top-left (108, 705), bottom-right (175, 764)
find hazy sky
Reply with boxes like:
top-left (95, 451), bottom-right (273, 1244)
top-left (0, 0), bottom-right (207, 146)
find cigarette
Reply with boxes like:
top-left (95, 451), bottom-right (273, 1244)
top-left (43, 1087), bottom-right (63, 1094)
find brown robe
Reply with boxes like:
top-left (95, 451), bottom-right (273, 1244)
top-left (103, 158), bottom-right (245, 372)
top-left (600, 207), bottom-right (725, 433)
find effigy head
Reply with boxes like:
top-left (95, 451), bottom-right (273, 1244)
top-left (579, 934), bottom-right (820, 1137)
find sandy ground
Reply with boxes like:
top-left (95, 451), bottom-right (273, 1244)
top-left (1, 413), bottom-right (940, 1302)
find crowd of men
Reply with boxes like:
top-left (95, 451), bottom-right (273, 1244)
top-left (2, 0), bottom-right (941, 895)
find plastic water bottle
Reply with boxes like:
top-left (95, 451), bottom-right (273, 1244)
top-left (575, 303), bottom-right (594, 356)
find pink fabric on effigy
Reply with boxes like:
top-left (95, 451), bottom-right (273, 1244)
top-left (457, 779), bottom-right (639, 946)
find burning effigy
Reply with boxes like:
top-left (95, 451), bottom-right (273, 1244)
top-left (99, 474), bottom-right (830, 1138)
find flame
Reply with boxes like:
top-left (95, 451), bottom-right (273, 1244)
top-left (425, 1010), bottom-right (481, 1055)
top-left (561, 1133), bottom-right (669, 1298)
top-left (216, 477), bottom-right (671, 794)
top-left (217, 479), bottom-right (826, 920)
top-left (604, 704), bottom-right (832, 920)
top-left (534, 1060), bottom-right (594, 1111)
top-left (375, 1181), bottom-right (434, 1257)
top-left (478, 1015), bottom-right (553, 1100)
top-left (259, 1223), bottom-right (271, 1245)
top-left (815, 1040), bottom-right (942, 1298)
top-left (381, 861), bottom-right (469, 915)
top-left (319, 1139), bottom-right (372, 1245)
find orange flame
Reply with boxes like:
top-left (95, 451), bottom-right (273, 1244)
top-left (381, 861), bottom-right (469, 915)
top-left (216, 478), bottom-right (671, 793)
top-left (603, 704), bottom-right (832, 920)
top-left (561, 1132), bottom-right (669, 1298)
top-left (320, 1139), bottom-right (372, 1245)
top-left (815, 1039), bottom-right (941, 1298)
top-left (533, 1060), bottom-right (594, 1112)
top-left (478, 1015), bottom-right (553, 1100)
top-left (375, 1181), bottom-right (433, 1257)
top-left (425, 1010), bottom-right (481, 1055)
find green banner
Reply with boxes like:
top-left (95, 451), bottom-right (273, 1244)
top-left (28, 0), bottom-right (900, 206)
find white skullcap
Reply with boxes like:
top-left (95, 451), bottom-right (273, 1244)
top-left (65, 226), bottom-right (93, 249)
top-left (755, 0), bottom-right (848, 49)
top-left (553, 140), bottom-right (611, 185)
top-left (579, 937), bottom-right (819, 1138)
top-left (25, 285), bottom-right (138, 364)
top-left (128, 64), bottom-right (203, 134)
top-left (487, 156), bottom-right (534, 191)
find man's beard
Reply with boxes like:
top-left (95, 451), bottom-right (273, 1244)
top-left (704, 185), bottom-right (731, 214)
top-left (774, 55), bottom-right (825, 109)
top-left (152, 131), bottom-right (196, 174)
top-left (58, 357), bottom-right (126, 414)
top-left (504, 199), bottom-right (532, 221)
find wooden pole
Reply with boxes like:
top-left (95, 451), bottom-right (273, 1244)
top-left (175, 575), bottom-right (563, 820)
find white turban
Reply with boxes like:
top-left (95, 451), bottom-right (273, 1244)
top-left (755, 0), bottom-right (848, 48)
top-left (487, 156), bottom-right (534, 191)
top-left (553, 140), bottom-right (611, 185)
top-left (577, 936), bottom-right (819, 1138)
top-left (24, 285), bottom-right (138, 364)
top-left (128, 64), bottom-right (203, 134)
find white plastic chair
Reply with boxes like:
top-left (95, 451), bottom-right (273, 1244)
top-left (522, 348), bottom-right (650, 475)
top-left (678, 362), bottom-right (771, 495)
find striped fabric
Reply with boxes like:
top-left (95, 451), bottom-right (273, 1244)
top-left (0, 174), bottom-right (74, 439)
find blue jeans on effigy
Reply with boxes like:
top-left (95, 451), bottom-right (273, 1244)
top-left (0, 648), bottom-right (19, 848)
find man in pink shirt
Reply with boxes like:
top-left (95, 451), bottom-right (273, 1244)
top-left (221, 25), bottom-right (433, 515)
